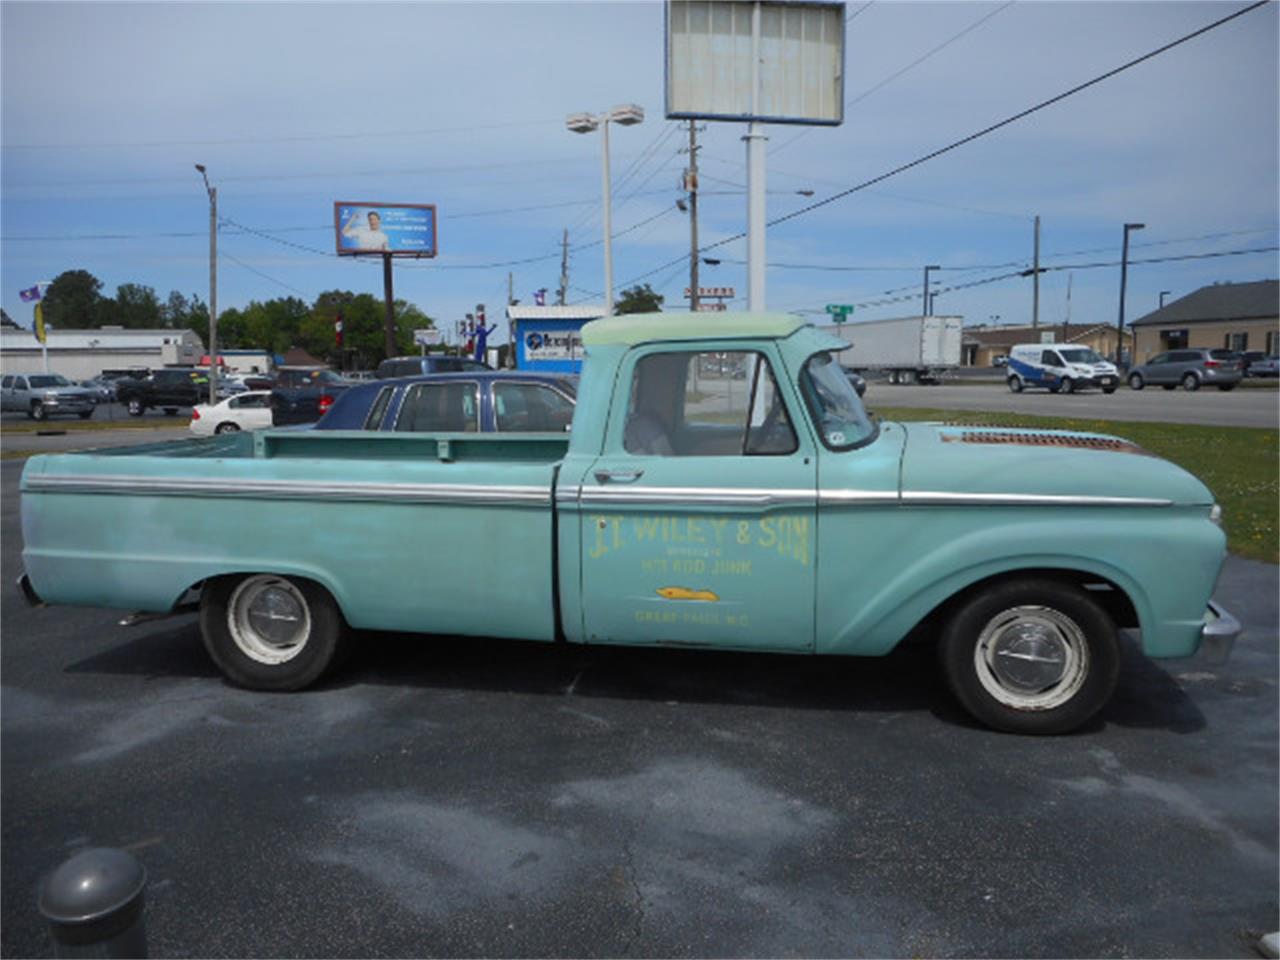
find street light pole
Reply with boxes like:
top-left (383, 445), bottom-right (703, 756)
top-left (195, 164), bottom-right (217, 405)
top-left (1117, 222), bottom-right (1145, 364)
top-left (922, 265), bottom-right (941, 316)
top-left (567, 104), bottom-right (644, 317)
top-left (1159, 290), bottom-right (1172, 309)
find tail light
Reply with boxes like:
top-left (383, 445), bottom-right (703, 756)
top-left (318, 394), bottom-right (334, 415)
top-left (191, 408), bottom-right (201, 420)
top-left (1204, 359), bottom-right (1220, 368)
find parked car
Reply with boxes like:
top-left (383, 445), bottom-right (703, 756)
top-left (1127, 349), bottom-right (1242, 392)
top-left (375, 355), bottom-right (491, 379)
top-left (317, 371), bottom-right (577, 432)
top-left (841, 366), bottom-right (867, 397)
top-left (1241, 351), bottom-right (1279, 377)
top-left (189, 391), bottom-right (274, 436)
top-left (79, 378), bottom-right (117, 403)
top-left (115, 367), bottom-right (209, 416)
top-left (0, 373), bottom-right (97, 420)
top-left (269, 368), bottom-right (358, 426)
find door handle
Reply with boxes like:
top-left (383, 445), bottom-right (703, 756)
top-left (594, 469), bottom-right (644, 484)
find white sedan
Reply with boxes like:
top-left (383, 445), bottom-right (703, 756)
top-left (189, 391), bottom-right (273, 436)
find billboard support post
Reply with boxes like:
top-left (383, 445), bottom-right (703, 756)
top-left (382, 253), bottom-right (396, 361)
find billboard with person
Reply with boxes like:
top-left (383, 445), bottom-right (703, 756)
top-left (333, 202), bottom-right (437, 257)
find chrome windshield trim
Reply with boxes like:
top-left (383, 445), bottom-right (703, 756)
top-left (23, 474), bottom-right (550, 506)
top-left (580, 485), bottom-right (814, 508)
top-left (901, 491), bottom-right (1173, 507)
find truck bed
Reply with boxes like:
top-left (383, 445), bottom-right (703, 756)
top-left (21, 430), bottom-right (571, 641)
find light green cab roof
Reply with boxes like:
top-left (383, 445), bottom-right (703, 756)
top-left (580, 311), bottom-right (808, 347)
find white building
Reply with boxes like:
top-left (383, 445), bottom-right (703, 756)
top-left (0, 327), bottom-right (204, 380)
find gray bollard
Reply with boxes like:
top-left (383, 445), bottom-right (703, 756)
top-left (39, 848), bottom-right (148, 959)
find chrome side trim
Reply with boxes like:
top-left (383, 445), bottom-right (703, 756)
top-left (23, 474), bottom-right (550, 506)
top-left (900, 491), bottom-right (1173, 507)
top-left (819, 490), bottom-right (899, 505)
top-left (579, 485), bottom-right (815, 508)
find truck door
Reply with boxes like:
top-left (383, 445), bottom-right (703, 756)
top-left (578, 345), bottom-right (816, 652)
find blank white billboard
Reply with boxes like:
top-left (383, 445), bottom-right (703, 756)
top-left (666, 0), bottom-right (845, 125)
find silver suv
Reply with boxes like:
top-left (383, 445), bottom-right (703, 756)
top-left (1126, 349), bottom-right (1242, 392)
top-left (0, 373), bottom-right (96, 420)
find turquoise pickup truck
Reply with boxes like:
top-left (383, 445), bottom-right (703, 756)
top-left (19, 313), bottom-right (1239, 734)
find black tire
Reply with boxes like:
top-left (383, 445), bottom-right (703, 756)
top-left (127, 398), bottom-right (144, 416)
top-left (214, 422), bottom-right (240, 434)
top-left (1048, 383), bottom-right (1061, 394)
top-left (1008, 376), bottom-right (1023, 394)
top-left (200, 574), bottom-right (348, 691)
top-left (1128, 373), bottom-right (1144, 390)
top-left (1061, 377), bottom-right (1074, 394)
top-left (1181, 372), bottom-right (1200, 392)
top-left (78, 410), bottom-right (93, 420)
top-left (1102, 387), bottom-right (1117, 395)
top-left (163, 407), bottom-right (179, 416)
top-left (939, 578), bottom-right (1121, 735)
top-left (30, 401), bottom-right (45, 421)
top-left (1217, 384), bottom-right (1236, 392)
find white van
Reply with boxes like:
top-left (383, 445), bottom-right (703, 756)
top-left (1007, 343), bottom-right (1119, 394)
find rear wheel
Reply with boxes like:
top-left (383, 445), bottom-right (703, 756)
top-left (939, 578), bottom-right (1121, 735)
top-left (214, 422), bottom-right (241, 434)
top-left (200, 574), bottom-right (348, 691)
top-left (1008, 375), bottom-right (1023, 393)
top-left (127, 398), bottom-right (144, 416)
top-left (1181, 372), bottom-right (1200, 391)
top-left (1128, 373), bottom-right (1144, 390)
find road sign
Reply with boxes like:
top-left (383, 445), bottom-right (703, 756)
top-left (413, 328), bottom-right (442, 346)
top-left (825, 304), bottom-right (854, 322)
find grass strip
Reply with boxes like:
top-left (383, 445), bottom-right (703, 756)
top-left (874, 406), bottom-right (1278, 564)
top-left (1, 417), bottom-right (186, 435)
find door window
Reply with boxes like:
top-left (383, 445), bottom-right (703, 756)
top-left (394, 381), bottom-right (479, 432)
top-left (493, 382), bottom-right (574, 432)
top-left (1, 376), bottom-right (11, 389)
top-left (623, 351), bottom-right (796, 457)
top-left (363, 386), bottom-right (394, 429)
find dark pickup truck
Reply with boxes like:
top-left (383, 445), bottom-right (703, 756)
top-left (116, 368), bottom-right (208, 416)
top-left (269, 368), bottom-right (356, 425)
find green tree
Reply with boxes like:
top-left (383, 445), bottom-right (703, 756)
top-left (105, 283), bottom-right (162, 329)
top-left (42, 270), bottom-right (105, 328)
top-left (308, 290), bottom-right (434, 369)
top-left (615, 283), bottom-right (663, 315)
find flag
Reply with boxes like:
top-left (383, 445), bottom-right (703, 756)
top-left (534, 288), bottom-right (547, 306)
top-left (335, 311), bottom-right (344, 348)
top-left (33, 302), bottom-right (46, 344)
top-left (19, 285), bottom-right (41, 303)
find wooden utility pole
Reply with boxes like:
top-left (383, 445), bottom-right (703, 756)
top-left (686, 120), bottom-right (700, 312)
top-left (507, 272), bottom-right (516, 368)
top-left (556, 229), bottom-right (569, 305)
top-left (1032, 215), bottom-right (1041, 329)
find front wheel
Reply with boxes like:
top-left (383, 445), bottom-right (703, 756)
top-left (1008, 376), bottom-right (1023, 394)
top-left (1060, 377), bottom-right (1074, 394)
top-left (200, 574), bottom-right (349, 691)
top-left (127, 398), bottom-right (144, 416)
top-left (1181, 372), bottom-right (1200, 392)
top-left (1128, 373), bottom-right (1144, 390)
top-left (30, 401), bottom-right (46, 421)
top-left (939, 579), bottom-right (1121, 735)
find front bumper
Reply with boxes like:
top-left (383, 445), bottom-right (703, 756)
top-left (1199, 600), bottom-right (1241, 665)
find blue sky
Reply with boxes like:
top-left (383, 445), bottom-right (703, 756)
top-left (2, 0), bottom-right (1277, 348)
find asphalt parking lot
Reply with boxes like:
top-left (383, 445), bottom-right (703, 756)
top-left (1, 443), bottom-right (1276, 956)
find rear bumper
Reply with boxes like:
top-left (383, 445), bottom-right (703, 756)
top-left (1199, 600), bottom-right (1241, 665)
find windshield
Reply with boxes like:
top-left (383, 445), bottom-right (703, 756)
top-left (28, 375), bottom-right (70, 387)
top-left (800, 352), bottom-right (877, 450)
top-left (1059, 348), bottom-right (1105, 364)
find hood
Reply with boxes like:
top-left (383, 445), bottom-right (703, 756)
top-left (898, 422), bottom-right (1213, 506)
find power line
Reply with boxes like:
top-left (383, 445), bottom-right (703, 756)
top-left (613, 0), bottom-right (1271, 292)
top-left (220, 251), bottom-right (311, 297)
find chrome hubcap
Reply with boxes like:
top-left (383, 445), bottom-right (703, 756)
top-left (227, 576), bottom-right (310, 665)
top-left (974, 605), bottom-right (1089, 710)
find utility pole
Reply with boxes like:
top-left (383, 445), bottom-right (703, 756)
top-left (685, 120), bottom-right (700, 312)
top-left (1117, 222), bottom-right (1145, 365)
top-left (922, 265), bottom-right (940, 316)
top-left (195, 164), bottom-right (218, 405)
top-left (1032, 215), bottom-right (1041, 329)
top-left (507, 272), bottom-right (516, 368)
top-left (556, 229), bottom-right (569, 305)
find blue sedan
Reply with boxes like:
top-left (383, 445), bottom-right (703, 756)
top-left (316, 371), bottom-right (577, 432)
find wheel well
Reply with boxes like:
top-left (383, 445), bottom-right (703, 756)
top-left (908, 568), bottom-right (1139, 644)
